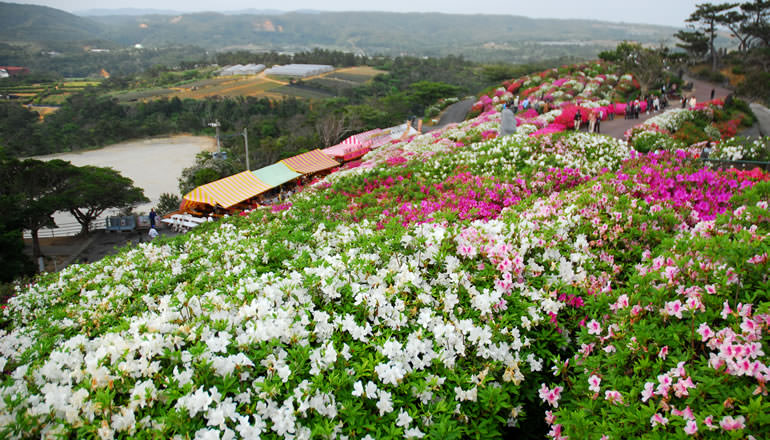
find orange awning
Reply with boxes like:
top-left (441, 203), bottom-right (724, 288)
top-left (281, 149), bottom-right (339, 174)
top-left (183, 171), bottom-right (271, 208)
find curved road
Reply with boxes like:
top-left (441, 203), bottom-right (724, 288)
top-left (426, 98), bottom-right (476, 132)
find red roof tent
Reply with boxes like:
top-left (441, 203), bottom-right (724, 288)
top-left (322, 129), bottom-right (384, 162)
top-left (0, 67), bottom-right (30, 76)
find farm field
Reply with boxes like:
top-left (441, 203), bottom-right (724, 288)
top-left (114, 65), bottom-right (385, 102)
top-left (0, 79), bottom-right (100, 106)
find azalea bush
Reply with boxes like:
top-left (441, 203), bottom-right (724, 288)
top-left (708, 137), bottom-right (770, 162)
top-left (626, 102), bottom-right (760, 155)
top-left (549, 182), bottom-right (770, 440)
top-left (471, 61), bottom-right (641, 138)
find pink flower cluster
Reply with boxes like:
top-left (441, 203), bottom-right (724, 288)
top-left (539, 383), bottom-right (564, 408)
top-left (616, 151), bottom-right (757, 221)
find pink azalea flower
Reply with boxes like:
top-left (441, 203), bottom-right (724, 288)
top-left (539, 383), bottom-right (564, 408)
top-left (684, 420), bottom-right (698, 435)
top-left (697, 323), bottom-right (714, 341)
top-left (663, 300), bottom-right (684, 319)
top-left (658, 346), bottom-right (668, 360)
top-left (673, 377), bottom-right (696, 398)
top-left (721, 301), bottom-right (733, 320)
top-left (704, 415), bottom-right (717, 429)
top-left (650, 413), bottom-right (669, 428)
top-left (604, 390), bottom-right (623, 405)
top-left (641, 382), bottom-right (655, 402)
top-left (671, 406), bottom-right (695, 420)
top-left (586, 319), bottom-right (602, 335)
top-left (547, 423), bottom-right (567, 440)
top-left (719, 415), bottom-right (746, 431)
top-left (674, 361), bottom-right (687, 378)
top-left (685, 296), bottom-right (704, 313)
top-left (747, 252), bottom-right (767, 264)
top-left (588, 375), bottom-right (601, 393)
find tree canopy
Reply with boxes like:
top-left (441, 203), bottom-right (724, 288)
top-left (63, 165), bottom-right (149, 236)
top-left (686, 2), bottom-right (739, 70)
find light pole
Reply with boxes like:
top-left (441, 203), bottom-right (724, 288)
top-left (243, 127), bottom-right (250, 171)
top-left (208, 120), bottom-right (221, 155)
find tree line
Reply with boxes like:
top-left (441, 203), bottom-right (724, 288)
top-left (676, 0), bottom-right (770, 102)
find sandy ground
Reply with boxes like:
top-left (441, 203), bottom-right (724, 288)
top-left (33, 136), bottom-right (216, 222)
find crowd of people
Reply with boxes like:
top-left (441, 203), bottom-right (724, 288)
top-left (499, 82), bottom-right (687, 137)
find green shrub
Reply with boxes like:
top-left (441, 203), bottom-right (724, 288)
top-left (736, 71), bottom-right (770, 105)
top-left (673, 121), bottom-right (709, 145)
top-left (157, 192), bottom-right (182, 215)
top-left (632, 131), bottom-right (680, 153)
top-left (724, 96), bottom-right (757, 126)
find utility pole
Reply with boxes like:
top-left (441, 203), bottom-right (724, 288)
top-left (208, 120), bottom-right (221, 155)
top-left (243, 127), bottom-right (250, 171)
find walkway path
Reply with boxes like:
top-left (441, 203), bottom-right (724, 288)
top-left (750, 103), bottom-right (770, 136)
top-left (426, 98), bottom-right (475, 132)
top-left (600, 75), bottom-right (732, 140)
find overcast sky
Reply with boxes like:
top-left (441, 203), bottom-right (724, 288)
top-left (19, 0), bottom-right (700, 27)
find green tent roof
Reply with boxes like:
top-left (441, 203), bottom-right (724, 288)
top-left (251, 162), bottom-right (302, 188)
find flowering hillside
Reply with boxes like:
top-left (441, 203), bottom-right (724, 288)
top-left (1, 72), bottom-right (770, 439)
top-left (471, 62), bottom-right (643, 137)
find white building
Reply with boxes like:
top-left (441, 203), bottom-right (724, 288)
top-left (264, 64), bottom-right (334, 77)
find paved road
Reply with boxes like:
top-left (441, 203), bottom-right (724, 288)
top-left (750, 103), bottom-right (770, 137)
top-left (426, 98), bottom-right (475, 132)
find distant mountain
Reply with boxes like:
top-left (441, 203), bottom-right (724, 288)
top-left (222, 9), bottom-right (288, 16)
top-left (0, 2), bottom-right (681, 63)
top-left (89, 11), bottom-right (680, 60)
top-left (76, 8), bottom-right (325, 17)
top-left (0, 2), bottom-right (103, 41)
top-left (76, 8), bottom-right (186, 17)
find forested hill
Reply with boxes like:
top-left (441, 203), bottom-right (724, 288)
top-left (0, 2), bottom-right (679, 62)
top-left (90, 11), bottom-right (679, 60)
top-left (0, 2), bottom-right (103, 42)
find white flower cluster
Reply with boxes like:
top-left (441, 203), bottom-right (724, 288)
top-left (710, 137), bottom-right (769, 161)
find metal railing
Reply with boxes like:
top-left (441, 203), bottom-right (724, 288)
top-left (702, 158), bottom-right (770, 171)
top-left (23, 217), bottom-right (103, 239)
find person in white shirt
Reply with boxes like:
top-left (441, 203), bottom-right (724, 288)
top-left (148, 227), bottom-right (159, 240)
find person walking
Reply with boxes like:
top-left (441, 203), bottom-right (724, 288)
top-left (499, 102), bottom-right (517, 137)
top-left (574, 109), bottom-right (582, 131)
top-left (149, 208), bottom-right (157, 229)
top-left (588, 111), bottom-right (596, 134)
top-left (596, 110), bottom-right (602, 133)
top-left (710, 88), bottom-right (715, 100)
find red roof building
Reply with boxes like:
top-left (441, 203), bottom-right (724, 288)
top-left (0, 66), bottom-right (30, 77)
